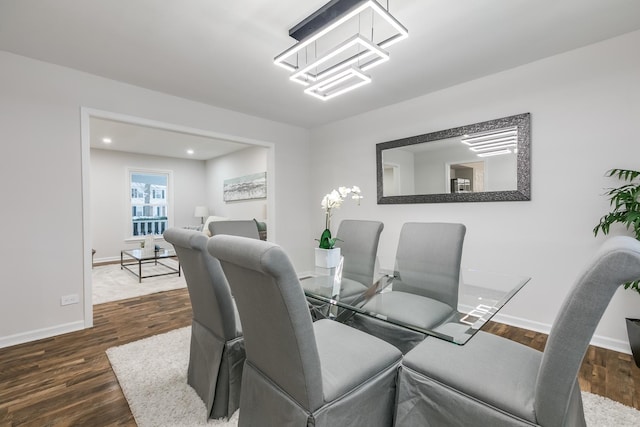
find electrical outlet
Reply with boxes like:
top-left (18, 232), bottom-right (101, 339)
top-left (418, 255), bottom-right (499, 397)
top-left (60, 294), bottom-right (80, 306)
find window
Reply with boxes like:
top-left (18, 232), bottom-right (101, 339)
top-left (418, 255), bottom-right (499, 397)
top-left (129, 170), bottom-right (171, 237)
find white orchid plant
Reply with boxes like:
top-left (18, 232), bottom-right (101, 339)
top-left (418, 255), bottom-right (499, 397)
top-left (317, 186), bottom-right (363, 249)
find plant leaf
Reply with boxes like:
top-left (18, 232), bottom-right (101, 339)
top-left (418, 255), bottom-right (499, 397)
top-left (595, 168), bottom-right (640, 294)
top-left (318, 229), bottom-right (333, 249)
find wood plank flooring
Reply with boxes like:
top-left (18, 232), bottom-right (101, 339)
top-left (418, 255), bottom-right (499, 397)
top-left (0, 288), bottom-right (638, 426)
top-left (0, 289), bottom-right (192, 427)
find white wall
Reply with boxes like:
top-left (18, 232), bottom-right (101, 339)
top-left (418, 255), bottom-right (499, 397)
top-left (310, 30), bottom-right (640, 353)
top-left (3, 30), bottom-right (639, 351)
top-left (91, 148), bottom-right (208, 261)
top-left (0, 51), bottom-right (311, 348)
top-left (205, 146), bottom-right (268, 222)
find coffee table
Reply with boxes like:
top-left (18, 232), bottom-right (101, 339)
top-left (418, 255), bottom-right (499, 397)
top-left (120, 248), bottom-right (181, 283)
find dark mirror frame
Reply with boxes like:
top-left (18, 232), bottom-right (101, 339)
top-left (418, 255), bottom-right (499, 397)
top-left (376, 113), bottom-right (531, 204)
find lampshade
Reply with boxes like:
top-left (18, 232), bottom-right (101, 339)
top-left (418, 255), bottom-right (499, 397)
top-left (194, 206), bottom-right (209, 218)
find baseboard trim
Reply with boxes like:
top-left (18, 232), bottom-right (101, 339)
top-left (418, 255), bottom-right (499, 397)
top-left (1, 312), bottom-right (632, 355)
top-left (0, 321), bottom-right (85, 350)
top-left (94, 256), bottom-right (121, 264)
top-left (492, 313), bottom-right (632, 355)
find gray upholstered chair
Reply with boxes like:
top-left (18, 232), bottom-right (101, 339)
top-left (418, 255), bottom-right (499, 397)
top-left (335, 219), bottom-right (384, 299)
top-left (305, 220), bottom-right (384, 315)
top-left (163, 228), bottom-right (244, 420)
top-left (395, 236), bottom-right (640, 427)
top-left (208, 219), bottom-right (260, 239)
top-left (207, 235), bottom-right (403, 427)
top-left (349, 222), bottom-right (466, 353)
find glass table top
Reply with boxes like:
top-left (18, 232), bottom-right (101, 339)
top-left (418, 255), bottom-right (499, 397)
top-left (122, 247), bottom-right (176, 260)
top-left (299, 260), bottom-right (530, 345)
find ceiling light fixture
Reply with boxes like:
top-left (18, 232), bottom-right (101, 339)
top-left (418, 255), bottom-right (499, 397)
top-left (289, 34), bottom-right (389, 85)
top-left (275, 0), bottom-right (407, 100)
top-left (102, 137), bottom-right (112, 144)
top-left (305, 67), bottom-right (372, 100)
top-left (187, 149), bottom-right (195, 155)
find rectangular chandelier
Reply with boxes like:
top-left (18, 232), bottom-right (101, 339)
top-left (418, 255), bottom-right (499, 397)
top-left (274, 0), bottom-right (408, 101)
top-left (289, 35), bottom-right (389, 85)
top-left (304, 67), bottom-right (372, 100)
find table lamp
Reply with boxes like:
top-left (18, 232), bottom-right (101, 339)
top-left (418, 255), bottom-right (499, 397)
top-left (194, 206), bottom-right (209, 224)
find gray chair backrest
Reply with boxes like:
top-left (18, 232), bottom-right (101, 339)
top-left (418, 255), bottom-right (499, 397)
top-left (334, 220), bottom-right (384, 286)
top-left (392, 222), bottom-right (466, 308)
top-left (535, 236), bottom-right (640, 427)
top-left (207, 235), bottom-right (324, 411)
top-left (209, 220), bottom-right (260, 239)
top-left (163, 228), bottom-right (238, 340)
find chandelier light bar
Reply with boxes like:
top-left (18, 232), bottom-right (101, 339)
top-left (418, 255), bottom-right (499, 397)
top-left (274, 0), bottom-right (407, 72)
top-left (304, 67), bottom-right (372, 101)
top-left (289, 34), bottom-right (389, 85)
top-left (274, 0), bottom-right (408, 100)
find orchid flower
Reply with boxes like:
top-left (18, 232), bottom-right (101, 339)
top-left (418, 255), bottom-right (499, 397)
top-left (317, 185), bottom-right (363, 249)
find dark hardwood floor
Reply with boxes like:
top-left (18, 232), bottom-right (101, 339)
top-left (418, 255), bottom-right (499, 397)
top-left (0, 289), bottom-right (192, 427)
top-left (0, 288), bottom-right (638, 426)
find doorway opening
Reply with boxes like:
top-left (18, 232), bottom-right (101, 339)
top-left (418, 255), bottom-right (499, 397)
top-left (80, 108), bottom-right (275, 328)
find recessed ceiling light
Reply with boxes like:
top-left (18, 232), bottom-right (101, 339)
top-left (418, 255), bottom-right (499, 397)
top-left (102, 137), bottom-right (112, 144)
top-left (187, 149), bottom-right (194, 155)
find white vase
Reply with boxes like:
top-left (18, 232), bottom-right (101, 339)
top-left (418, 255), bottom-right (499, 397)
top-left (315, 247), bottom-right (341, 268)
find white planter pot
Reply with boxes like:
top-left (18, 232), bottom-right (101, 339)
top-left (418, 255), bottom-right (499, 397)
top-left (315, 247), bottom-right (341, 268)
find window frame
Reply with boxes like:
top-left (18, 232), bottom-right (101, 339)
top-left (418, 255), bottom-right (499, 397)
top-left (126, 168), bottom-right (174, 240)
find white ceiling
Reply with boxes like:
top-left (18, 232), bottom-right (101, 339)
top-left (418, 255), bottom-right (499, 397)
top-left (2, 0), bottom-right (640, 131)
top-left (90, 117), bottom-right (251, 160)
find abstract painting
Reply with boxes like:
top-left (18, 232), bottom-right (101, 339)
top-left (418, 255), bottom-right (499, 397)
top-left (223, 172), bottom-right (267, 202)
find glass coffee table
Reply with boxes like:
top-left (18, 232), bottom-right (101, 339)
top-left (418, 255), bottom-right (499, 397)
top-left (120, 247), bottom-right (181, 283)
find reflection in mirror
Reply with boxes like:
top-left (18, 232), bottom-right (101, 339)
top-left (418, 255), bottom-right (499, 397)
top-left (377, 113), bottom-right (530, 204)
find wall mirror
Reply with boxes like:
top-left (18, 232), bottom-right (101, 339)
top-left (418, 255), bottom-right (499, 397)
top-left (376, 113), bottom-right (530, 204)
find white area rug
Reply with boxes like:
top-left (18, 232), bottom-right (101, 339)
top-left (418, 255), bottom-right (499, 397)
top-left (92, 260), bottom-right (186, 305)
top-left (107, 327), bottom-right (237, 426)
top-left (107, 327), bottom-right (640, 427)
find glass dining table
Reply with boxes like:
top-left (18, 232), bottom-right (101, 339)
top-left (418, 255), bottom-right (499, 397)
top-left (298, 258), bottom-right (530, 345)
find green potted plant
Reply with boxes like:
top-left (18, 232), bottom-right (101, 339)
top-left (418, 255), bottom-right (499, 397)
top-left (593, 168), bottom-right (640, 367)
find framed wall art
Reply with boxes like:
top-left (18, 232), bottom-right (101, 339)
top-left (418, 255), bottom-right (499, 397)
top-left (223, 172), bottom-right (267, 202)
